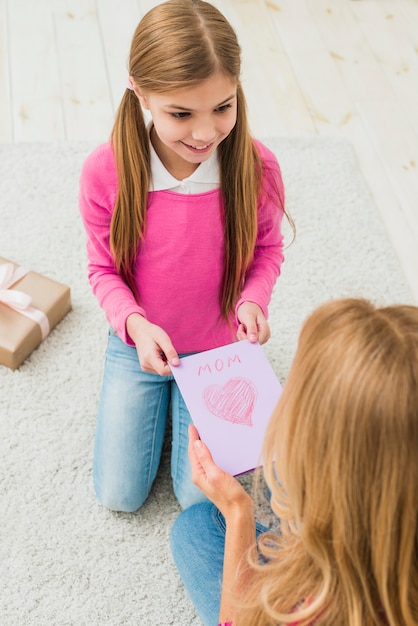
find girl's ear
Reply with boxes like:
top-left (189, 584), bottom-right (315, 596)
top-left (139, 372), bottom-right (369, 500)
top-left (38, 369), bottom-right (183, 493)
top-left (130, 78), bottom-right (149, 109)
top-left (137, 91), bottom-right (149, 109)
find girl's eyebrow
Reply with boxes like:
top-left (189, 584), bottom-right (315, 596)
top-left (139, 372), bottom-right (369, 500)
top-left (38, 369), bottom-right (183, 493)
top-left (165, 94), bottom-right (236, 111)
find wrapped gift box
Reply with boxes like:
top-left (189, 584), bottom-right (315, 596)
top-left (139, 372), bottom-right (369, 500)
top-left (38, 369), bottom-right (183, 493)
top-left (0, 257), bottom-right (72, 370)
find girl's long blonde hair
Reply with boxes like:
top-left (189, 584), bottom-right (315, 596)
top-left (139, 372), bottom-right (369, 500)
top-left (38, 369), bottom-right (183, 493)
top-left (111, 0), bottom-right (285, 316)
top-left (240, 298), bottom-right (418, 625)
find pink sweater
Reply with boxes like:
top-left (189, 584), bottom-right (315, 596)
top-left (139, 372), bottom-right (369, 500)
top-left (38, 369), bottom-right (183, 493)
top-left (79, 140), bottom-right (285, 353)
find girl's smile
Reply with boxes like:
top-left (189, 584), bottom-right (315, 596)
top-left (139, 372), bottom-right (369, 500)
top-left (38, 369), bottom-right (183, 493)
top-left (181, 142), bottom-right (213, 154)
top-left (133, 72), bottom-right (238, 179)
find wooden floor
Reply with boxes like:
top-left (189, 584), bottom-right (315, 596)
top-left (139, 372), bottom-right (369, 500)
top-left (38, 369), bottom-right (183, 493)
top-left (1, 0), bottom-right (417, 302)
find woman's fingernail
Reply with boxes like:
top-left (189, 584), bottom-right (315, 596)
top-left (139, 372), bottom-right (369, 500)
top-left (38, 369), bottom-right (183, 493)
top-left (194, 440), bottom-right (204, 455)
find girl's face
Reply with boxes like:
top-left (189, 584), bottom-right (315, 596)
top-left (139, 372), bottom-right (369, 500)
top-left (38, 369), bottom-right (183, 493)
top-left (135, 72), bottom-right (237, 177)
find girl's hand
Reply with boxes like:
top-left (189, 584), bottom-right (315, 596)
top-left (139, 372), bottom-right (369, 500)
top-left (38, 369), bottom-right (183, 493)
top-left (236, 301), bottom-right (271, 345)
top-left (126, 313), bottom-right (180, 376)
top-left (188, 425), bottom-right (253, 518)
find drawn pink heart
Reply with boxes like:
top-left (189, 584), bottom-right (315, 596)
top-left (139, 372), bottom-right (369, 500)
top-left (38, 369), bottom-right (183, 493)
top-left (203, 377), bottom-right (257, 427)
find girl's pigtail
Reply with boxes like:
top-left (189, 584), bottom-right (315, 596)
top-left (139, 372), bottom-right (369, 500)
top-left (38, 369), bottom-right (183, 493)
top-left (111, 89), bottom-right (150, 299)
top-left (219, 84), bottom-right (261, 320)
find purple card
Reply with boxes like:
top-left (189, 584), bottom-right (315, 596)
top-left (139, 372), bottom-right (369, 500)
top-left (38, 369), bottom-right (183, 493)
top-left (171, 340), bottom-right (282, 476)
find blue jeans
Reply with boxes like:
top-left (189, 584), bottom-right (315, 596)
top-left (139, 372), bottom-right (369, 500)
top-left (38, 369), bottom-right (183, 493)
top-left (170, 502), bottom-right (268, 626)
top-left (93, 330), bottom-right (208, 512)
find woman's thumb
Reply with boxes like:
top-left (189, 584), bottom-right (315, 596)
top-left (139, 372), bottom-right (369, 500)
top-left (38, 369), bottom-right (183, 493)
top-left (194, 439), bottom-right (205, 458)
top-left (194, 439), bottom-right (213, 470)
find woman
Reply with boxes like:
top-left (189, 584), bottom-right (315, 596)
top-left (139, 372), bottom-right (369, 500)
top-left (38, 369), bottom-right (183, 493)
top-left (171, 298), bottom-right (418, 625)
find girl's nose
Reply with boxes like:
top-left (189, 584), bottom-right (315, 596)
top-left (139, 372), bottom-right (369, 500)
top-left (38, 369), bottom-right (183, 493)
top-left (191, 120), bottom-right (216, 144)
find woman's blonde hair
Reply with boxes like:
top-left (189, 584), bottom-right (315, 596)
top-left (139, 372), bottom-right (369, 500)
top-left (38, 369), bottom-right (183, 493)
top-left (110, 0), bottom-right (286, 316)
top-left (240, 298), bottom-right (418, 625)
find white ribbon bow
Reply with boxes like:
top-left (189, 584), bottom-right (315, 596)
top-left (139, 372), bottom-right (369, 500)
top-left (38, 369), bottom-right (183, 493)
top-left (0, 262), bottom-right (50, 340)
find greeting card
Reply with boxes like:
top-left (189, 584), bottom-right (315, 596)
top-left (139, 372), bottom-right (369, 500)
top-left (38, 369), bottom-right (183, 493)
top-left (171, 340), bottom-right (282, 476)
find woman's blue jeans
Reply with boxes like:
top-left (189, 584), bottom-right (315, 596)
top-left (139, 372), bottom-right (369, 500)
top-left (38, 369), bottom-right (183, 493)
top-left (170, 502), bottom-right (268, 626)
top-left (93, 330), bottom-right (208, 512)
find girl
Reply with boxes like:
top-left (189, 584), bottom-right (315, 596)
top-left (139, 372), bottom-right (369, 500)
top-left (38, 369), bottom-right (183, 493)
top-left (171, 298), bottom-right (418, 625)
top-left (79, 0), bottom-right (288, 512)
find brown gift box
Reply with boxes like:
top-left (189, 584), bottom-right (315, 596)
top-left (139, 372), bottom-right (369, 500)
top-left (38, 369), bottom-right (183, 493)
top-left (0, 257), bottom-right (72, 370)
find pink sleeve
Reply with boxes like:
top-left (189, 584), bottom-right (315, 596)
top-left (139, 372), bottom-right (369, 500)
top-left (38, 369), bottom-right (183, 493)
top-left (79, 144), bottom-right (146, 345)
top-left (235, 141), bottom-right (285, 320)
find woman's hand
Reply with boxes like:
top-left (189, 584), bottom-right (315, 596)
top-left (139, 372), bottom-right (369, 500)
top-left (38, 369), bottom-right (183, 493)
top-left (188, 425), bottom-right (253, 518)
top-left (126, 313), bottom-right (180, 376)
top-left (236, 301), bottom-right (271, 345)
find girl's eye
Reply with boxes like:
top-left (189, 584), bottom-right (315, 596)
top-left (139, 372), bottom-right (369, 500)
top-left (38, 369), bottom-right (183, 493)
top-left (170, 112), bottom-right (190, 119)
top-left (215, 104), bottom-right (232, 113)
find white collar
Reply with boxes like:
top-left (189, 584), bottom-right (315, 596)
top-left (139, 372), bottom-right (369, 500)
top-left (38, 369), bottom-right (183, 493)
top-left (148, 125), bottom-right (220, 192)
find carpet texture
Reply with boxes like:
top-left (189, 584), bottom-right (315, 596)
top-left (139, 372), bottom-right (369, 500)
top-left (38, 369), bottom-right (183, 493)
top-left (0, 138), bottom-right (413, 626)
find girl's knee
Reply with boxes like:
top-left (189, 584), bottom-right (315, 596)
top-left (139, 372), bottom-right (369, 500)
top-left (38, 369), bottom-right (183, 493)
top-left (94, 484), bottom-right (149, 513)
top-left (93, 461), bottom-right (155, 512)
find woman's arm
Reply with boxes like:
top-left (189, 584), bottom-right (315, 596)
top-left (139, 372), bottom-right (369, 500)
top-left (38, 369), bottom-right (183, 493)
top-left (188, 425), bottom-right (257, 625)
top-left (218, 498), bottom-right (256, 624)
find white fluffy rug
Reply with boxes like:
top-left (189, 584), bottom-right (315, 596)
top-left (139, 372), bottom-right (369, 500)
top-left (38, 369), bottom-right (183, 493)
top-left (0, 138), bottom-right (413, 626)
